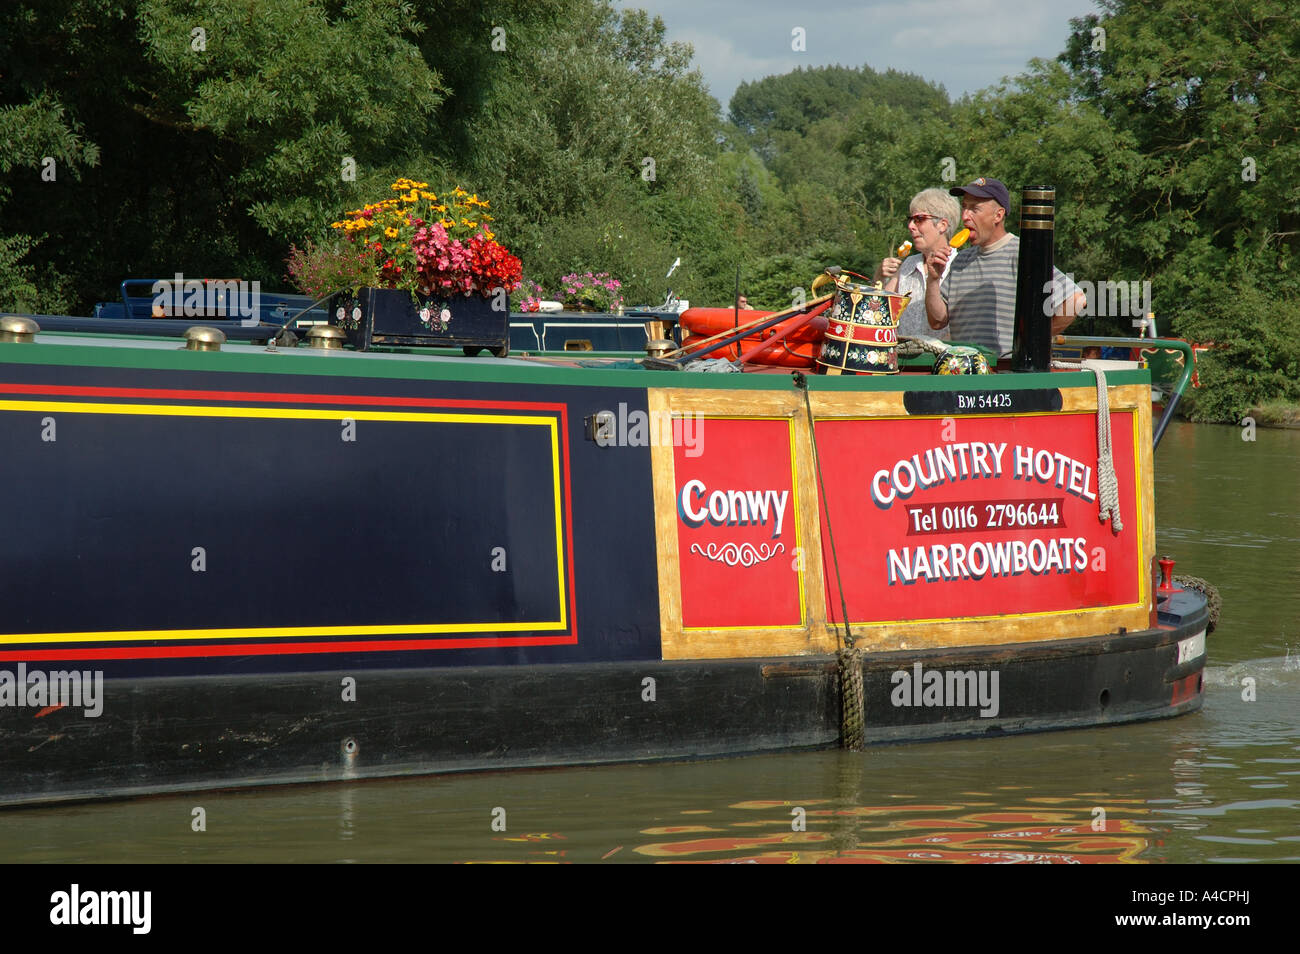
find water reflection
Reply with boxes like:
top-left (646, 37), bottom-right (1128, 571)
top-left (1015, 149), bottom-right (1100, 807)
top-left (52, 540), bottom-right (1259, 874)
top-left (634, 799), bottom-right (1153, 863)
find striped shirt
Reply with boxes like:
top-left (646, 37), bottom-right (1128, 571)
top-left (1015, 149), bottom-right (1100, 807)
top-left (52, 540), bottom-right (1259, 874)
top-left (939, 234), bottom-right (1076, 357)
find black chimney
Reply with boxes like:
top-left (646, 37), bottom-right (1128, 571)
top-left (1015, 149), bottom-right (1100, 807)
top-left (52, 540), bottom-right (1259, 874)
top-left (1011, 186), bottom-right (1055, 373)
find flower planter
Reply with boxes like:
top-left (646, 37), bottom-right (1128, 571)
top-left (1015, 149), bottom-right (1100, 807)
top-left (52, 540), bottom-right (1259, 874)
top-left (331, 287), bottom-right (510, 355)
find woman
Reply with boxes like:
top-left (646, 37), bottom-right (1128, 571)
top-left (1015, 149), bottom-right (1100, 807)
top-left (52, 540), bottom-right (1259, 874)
top-left (875, 188), bottom-right (961, 340)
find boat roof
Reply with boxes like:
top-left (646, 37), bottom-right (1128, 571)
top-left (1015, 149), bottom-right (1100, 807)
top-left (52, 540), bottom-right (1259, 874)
top-left (3, 327), bottom-right (1151, 393)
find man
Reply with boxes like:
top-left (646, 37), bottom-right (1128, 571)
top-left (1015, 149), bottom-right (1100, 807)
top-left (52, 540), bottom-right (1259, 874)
top-left (925, 177), bottom-right (1083, 357)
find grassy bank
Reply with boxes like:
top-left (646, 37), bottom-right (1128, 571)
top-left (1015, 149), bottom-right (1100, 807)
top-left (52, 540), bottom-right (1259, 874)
top-left (1245, 403), bottom-right (1300, 428)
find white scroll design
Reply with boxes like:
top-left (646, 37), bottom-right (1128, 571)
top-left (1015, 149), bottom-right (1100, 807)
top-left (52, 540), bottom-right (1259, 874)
top-left (688, 541), bottom-right (786, 567)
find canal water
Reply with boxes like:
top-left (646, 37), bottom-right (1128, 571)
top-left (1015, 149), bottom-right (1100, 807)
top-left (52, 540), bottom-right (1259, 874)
top-left (1, 422), bottom-right (1296, 864)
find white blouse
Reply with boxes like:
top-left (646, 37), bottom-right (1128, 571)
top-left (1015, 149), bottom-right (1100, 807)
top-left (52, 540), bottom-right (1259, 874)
top-left (894, 253), bottom-right (952, 340)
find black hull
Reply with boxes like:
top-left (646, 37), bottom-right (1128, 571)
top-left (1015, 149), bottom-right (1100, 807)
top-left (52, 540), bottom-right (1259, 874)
top-left (0, 598), bottom-right (1207, 808)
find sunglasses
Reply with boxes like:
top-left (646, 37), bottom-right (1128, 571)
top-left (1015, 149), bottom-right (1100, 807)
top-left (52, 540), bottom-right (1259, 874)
top-left (906, 213), bottom-right (945, 226)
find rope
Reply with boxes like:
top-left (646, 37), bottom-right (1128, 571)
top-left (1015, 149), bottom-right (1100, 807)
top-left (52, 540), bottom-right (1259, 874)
top-left (837, 647), bottom-right (865, 751)
top-left (1053, 359), bottom-right (1122, 533)
top-left (896, 334), bottom-right (953, 359)
top-left (681, 357), bottom-right (741, 372)
top-left (792, 372), bottom-right (864, 751)
top-left (793, 374), bottom-right (854, 650)
top-left (1173, 575), bottom-right (1222, 633)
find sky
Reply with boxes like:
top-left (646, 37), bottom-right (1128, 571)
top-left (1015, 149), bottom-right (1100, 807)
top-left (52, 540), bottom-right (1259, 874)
top-left (614, 0), bottom-right (1103, 111)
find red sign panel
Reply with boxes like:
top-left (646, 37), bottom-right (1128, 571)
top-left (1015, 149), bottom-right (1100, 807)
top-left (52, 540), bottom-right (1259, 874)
top-left (674, 419), bottom-right (804, 629)
top-left (814, 413), bottom-right (1141, 622)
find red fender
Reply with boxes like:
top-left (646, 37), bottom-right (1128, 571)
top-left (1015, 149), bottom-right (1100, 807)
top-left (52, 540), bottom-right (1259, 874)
top-left (680, 303), bottom-right (830, 368)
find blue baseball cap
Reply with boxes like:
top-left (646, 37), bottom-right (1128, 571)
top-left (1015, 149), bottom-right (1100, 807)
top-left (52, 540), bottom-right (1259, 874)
top-left (950, 177), bottom-right (1010, 211)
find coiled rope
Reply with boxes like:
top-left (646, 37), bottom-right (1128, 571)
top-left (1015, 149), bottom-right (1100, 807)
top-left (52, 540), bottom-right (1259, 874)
top-left (1053, 359), bottom-right (1122, 533)
top-left (896, 334), bottom-right (955, 359)
top-left (1172, 575), bottom-right (1222, 633)
top-left (681, 357), bottom-right (741, 373)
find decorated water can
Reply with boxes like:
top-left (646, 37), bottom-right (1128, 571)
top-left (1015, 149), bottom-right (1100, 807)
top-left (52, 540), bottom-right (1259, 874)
top-left (812, 269), bottom-right (910, 375)
top-left (932, 345), bottom-right (992, 375)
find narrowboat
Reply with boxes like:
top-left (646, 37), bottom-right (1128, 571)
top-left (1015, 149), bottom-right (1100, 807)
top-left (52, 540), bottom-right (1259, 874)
top-left (0, 190), bottom-right (1212, 806)
top-left (0, 303), bottom-right (1210, 806)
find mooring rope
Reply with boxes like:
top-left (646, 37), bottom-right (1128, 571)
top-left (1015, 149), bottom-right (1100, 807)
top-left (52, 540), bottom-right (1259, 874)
top-left (1053, 359), bottom-right (1122, 533)
top-left (793, 375), bottom-right (854, 650)
top-left (792, 372), bottom-right (865, 751)
top-left (1172, 575), bottom-right (1222, 633)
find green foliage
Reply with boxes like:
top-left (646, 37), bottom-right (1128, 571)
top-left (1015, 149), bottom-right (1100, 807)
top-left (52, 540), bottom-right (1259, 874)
top-left (730, 64), bottom-right (948, 160)
top-left (519, 177), bottom-right (751, 308)
top-left (1173, 250), bottom-right (1300, 422)
top-left (0, 82), bottom-right (100, 312)
top-left (742, 242), bottom-right (857, 312)
top-left (0, 91), bottom-right (101, 180)
top-left (0, 234), bottom-right (74, 313)
top-left (1, 0), bottom-right (1295, 427)
top-left (285, 238), bottom-right (379, 300)
top-left (458, 2), bottom-right (721, 230)
top-left (0, 235), bottom-right (41, 311)
top-left (136, 0), bottom-right (445, 240)
top-left (1050, 0), bottom-right (1300, 419)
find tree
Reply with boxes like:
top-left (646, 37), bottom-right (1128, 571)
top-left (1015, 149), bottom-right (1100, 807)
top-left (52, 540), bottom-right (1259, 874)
top-left (0, 39), bottom-right (101, 311)
top-left (729, 64), bottom-right (948, 151)
top-left (1, 0), bottom-right (446, 308)
top-left (1054, 0), bottom-right (1300, 415)
top-left (438, 2), bottom-right (728, 302)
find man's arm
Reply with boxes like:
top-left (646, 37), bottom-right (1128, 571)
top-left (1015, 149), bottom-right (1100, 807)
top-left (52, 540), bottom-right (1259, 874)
top-left (1051, 291), bottom-right (1086, 335)
top-left (926, 278), bottom-right (949, 328)
top-left (925, 246), bottom-right (952, 329)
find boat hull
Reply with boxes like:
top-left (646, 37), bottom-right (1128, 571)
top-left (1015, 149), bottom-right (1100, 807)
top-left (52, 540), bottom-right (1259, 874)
top-left (0, 597), bottom-right (1206, 807)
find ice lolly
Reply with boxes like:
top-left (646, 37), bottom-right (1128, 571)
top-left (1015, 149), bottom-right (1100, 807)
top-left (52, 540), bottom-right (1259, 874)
top-left (950, 228), bottom-right (970, 248)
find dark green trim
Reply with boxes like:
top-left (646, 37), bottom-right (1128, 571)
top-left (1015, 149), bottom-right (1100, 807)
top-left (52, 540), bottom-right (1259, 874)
top-left (2, 339), bottom-right (659, 389)
top-left (0, 338), bottom-right (1148, 392)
